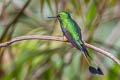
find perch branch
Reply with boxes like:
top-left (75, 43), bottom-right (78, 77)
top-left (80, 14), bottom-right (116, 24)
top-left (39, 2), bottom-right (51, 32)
top-left (0, 35), bottom-right (120, 65)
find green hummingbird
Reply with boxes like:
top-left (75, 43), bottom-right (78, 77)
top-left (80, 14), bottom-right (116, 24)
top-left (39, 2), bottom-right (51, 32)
top-left (48, 11), bottom-right (103, 75)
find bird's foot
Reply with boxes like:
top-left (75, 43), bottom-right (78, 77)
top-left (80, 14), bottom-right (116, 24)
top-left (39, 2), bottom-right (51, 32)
top-left (63, 36), bottom-right (68, 42)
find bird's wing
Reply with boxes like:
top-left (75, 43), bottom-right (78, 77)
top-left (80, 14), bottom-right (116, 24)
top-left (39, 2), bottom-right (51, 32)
top-left (62, 27), bottom-right (91, 58)
top-left (72, 20), bottom-right (82, 40)
top-left (62, 28), bottom-right (80, 49)
top-left (61, 19), bottom-right (91, 58)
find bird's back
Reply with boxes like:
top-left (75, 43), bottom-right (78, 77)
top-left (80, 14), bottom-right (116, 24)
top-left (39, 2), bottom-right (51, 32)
top-left (62, 19), bottom-right (82, 44)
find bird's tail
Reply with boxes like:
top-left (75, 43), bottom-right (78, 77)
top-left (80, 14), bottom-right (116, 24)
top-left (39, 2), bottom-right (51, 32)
top-left (80, 44), bottom-right (92, 59)
top-left (80, 44), bottom-right (103, 75)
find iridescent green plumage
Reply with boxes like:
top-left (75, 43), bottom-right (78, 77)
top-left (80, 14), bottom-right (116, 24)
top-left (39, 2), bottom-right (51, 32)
top-left (57, 11), bottom-right (90, 58)
top-left (48, 11), bottom-right (103, 75)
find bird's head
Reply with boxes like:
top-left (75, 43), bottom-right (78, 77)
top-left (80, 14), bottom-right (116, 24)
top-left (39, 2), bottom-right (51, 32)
top-left (48, 11), bottom-right (71, 20)
top-left (57, 11), bottom-right (71, 20)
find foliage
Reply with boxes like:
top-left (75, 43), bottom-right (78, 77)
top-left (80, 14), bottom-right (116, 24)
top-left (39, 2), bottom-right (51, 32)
top-left (0, 0), bottom-right (120, 80)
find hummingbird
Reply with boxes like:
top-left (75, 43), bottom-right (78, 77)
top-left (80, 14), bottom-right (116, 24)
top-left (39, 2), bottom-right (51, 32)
top-left (48, 11), bottom-right (103, 75)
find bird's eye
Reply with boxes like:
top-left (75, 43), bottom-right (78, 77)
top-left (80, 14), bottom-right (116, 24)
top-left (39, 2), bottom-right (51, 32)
top-left (57, 15), bottom-right (60, 18)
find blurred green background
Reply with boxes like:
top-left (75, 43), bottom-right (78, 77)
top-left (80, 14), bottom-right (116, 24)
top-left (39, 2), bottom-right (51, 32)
top-left (0, 0), bottom-right (120, 80)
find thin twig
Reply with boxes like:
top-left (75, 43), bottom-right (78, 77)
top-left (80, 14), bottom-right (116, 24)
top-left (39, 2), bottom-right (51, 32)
top-left (0, 35), bottom-right (120, 65)
top-left (0, 0), bottom-right (32, 41)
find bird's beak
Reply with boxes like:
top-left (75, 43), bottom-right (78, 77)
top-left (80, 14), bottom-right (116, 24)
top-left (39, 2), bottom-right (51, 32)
top-left (48, 16), bottom-right (57, 18)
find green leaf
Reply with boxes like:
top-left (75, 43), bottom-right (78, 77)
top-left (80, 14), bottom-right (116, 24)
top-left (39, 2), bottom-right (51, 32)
top-left (46, 0), bottom-right (53, 14)
top-left (40, 0), bottom-right (45, 13)
top-left (85, 1), bottom-right (97, 28)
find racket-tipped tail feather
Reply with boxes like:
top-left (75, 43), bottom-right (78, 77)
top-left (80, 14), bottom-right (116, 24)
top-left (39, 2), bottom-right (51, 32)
top-left (89, 66), bottom-right (103, 75)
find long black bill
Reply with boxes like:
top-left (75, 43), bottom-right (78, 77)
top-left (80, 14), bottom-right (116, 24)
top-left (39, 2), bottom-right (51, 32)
top-left (48, 16), bottom-right (57, 18)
